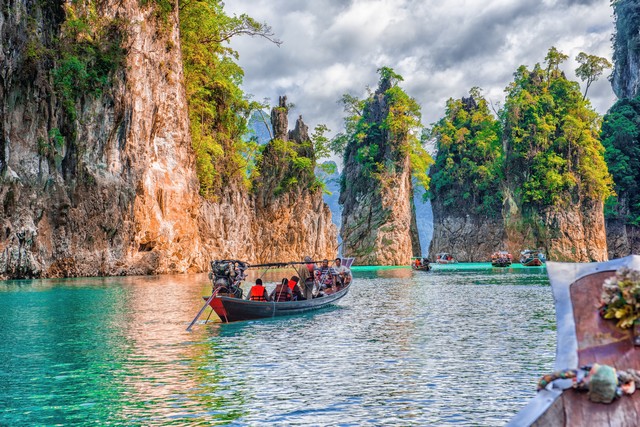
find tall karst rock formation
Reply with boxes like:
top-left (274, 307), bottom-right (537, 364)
top-left (339, 73), bottom-right (421, 265)
top-left (0, 0), bottom-right (200, 277)
top-left (0, 2), bottom-right (336, 279)
top-left (604, 0), bottom-right (640, 258)
top-left (199, 97), bottom-right (338, 263)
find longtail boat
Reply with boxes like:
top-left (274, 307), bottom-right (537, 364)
top-left (520, 249), bottom-right (546, 267)
top-left (491, 250), bottom-right (512, 267)
top-left (411, 257), bottom-right (431, 271)
top-left (435, 252), bottom-right (456, 264)
top-left (509, 256), bottom-right (640, 426)
top-left (187, 258), bottom-right (354, 328)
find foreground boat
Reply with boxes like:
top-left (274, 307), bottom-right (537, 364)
top-left (207, 283), bottom-right (351, 322)
top-left (187, 259), bottom-right (353, 327)
top-left (520, 249), bottom-right (546, 267)
top-left (509, 256), bottom-right (640, 426)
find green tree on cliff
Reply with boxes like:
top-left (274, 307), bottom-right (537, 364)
top-left (334, 67), bottom-right (433, 192)
top-left (601, 97), bottom-right (640, 224)
top-left (502, 47), bottom-right (613, 209)
top-left (575, 52), bottom-right (612, 100)
top-left (429, 88), bottom-right (504, 214)
top-left (179, 0), bottom-right (279, 198)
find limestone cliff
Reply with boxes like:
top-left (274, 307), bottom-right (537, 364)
top-left (0, 2), bottom-right (337, 279)
top-left (0, 0), bottom-right (201, 278)
top-left (339, 75), bottom-right (420, 265)
top-left (611, 0), bottom-right (640, 99)
top-left (249, 96), bottom-right (338, 263)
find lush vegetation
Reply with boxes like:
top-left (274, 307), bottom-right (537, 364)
top-left (179, 0), bottom-right (279, 198)
top-left (502, 47), bottom-right (613, 209)
top-left (335, 67), bottom-right (433, 193)
top-left (601, 96), bottom-right (640, 224)
top-left (429, 89), bottom-right (503, 214)
top-left (54, 2), bottom-right (125, 122)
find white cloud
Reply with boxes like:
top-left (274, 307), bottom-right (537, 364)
top-left (224, 0), bottom-right (616, 137)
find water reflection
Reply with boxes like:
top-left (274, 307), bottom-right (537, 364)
top-left (0, 268), bottom-right (555, 426)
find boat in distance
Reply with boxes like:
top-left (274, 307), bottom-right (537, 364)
top-left (491, 250), bottom-right (512, 267)
top-left (435, 252), bottom-right (456, 264)
top-left (411, 257), bottom-right (431, 271)
top-left (520, 249), bottom-right (546, 267)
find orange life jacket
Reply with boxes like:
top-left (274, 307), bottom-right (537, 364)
top-left (249, 285), bottom-right (266, 301)
top-left (273, 284), bottom-right (292, 302)
top-left (288, 279), bottom-right (297, 291)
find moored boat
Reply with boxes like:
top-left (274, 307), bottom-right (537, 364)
top-left (187, 258), bottom-right (354, 327)
top-left (435, 252), bottom-right (456, 264)
top-left (412, 257), bottom-right (431, 271)
top-left (520, 249), bottom-right (546, 267)
top-left (509, 256), bottom-right (640, 426)
top-left (491, 250), bottom-right (512, 267)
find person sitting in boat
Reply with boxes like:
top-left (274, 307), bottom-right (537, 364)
top-left (247, 278), bottom-right (270, 302)
top-left (270, 278), bottom-right (293, 302)
top-left (333, 258), bottom-right (352, 288)
top-left (287, 275), bottom-right (306, 301)
top-left (415, 258), bottom-right (422, 268)
top-left (316, 259), bottom-right (336, 289)
top-left (297, 256), bottom-right (317, 299)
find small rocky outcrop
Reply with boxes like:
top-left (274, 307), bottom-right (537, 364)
top-left (339, 76), bottom-right (420, 265)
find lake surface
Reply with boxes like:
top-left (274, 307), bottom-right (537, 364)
top-left (0, 264), bottom-right (555, 426)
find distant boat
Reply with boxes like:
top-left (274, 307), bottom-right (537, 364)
top-left (520, 249), bottom-right (546, 266)
top-left (491, 251), bottom-right (512, 267)
top-left (435, 252), bottom-right (456, 264)
top-left (411, 257), bottom-right (431, 271)
top-left (187, 258), bottom-right (354, 327)
top-left (508, 256), bottom-right (640, 426)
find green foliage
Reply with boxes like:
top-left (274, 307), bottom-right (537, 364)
top-left (575, 52), bottom-right (612, 100)
top-left (600, 267), bottom-right (640, 329)
top-left (53, 3), bottom-right (125, 121)
top-left (179, 0), bottom-right (278, 198)
top-left (503, 47), bottom-right (613, 209)
top-left (601, 96), bottom-right (640, 224)
top-left (334, 67), bottom-right (433, 193)
top-left (429, 89), bottom-right (504, 214)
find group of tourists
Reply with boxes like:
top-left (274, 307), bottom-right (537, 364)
top-left (246, 257), bottom-right (352, 302)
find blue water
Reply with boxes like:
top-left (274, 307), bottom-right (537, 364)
top-left (0, 266), bottom-right (555, 426)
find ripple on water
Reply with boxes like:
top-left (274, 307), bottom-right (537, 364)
top-left (0, 268), bottom-right (555, 426)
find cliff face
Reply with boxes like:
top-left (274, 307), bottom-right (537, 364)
top-left (248, 97), bottom-right (338, 263)
top-left (429, 202), bottom-right (505, 262)
top-left (339, 78), bottom-right (420, 265)
top-left (611, 0), bottom-right (640, 99)
top-left (0, 0), bottom-right (201, 278)
top-left (0, 3), bottom-right (337, 279)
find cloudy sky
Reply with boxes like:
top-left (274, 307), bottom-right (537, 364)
top-left (225, 0), bottom-right (617, 140)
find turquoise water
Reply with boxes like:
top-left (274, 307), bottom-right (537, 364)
top-left (0, 266), bottom-right (555, 426)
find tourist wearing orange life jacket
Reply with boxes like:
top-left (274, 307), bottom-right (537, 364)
top-left (270, 278), bottom-right (293, 302)
top-left (287, 276), bottom-right (306, 300)
top-left (247, 278), bottom-right (271, 302)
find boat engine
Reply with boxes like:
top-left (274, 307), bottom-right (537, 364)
top-left (209, 260), bottom-right (247, 298)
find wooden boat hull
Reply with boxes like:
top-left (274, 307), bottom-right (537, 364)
top-left (205, 283), bottom-right (351, 322)
top-left (509, 256), bottom-right (640, 426)
top-left (491, 261), bottom-right (511, 267)
top-left (412, 265), bottom-right (431, 271)
top-left (522, 258), bottom-right (543, 267)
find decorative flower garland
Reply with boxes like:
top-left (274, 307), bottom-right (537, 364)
top-left (599, 267), bottom-right (640, 329)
